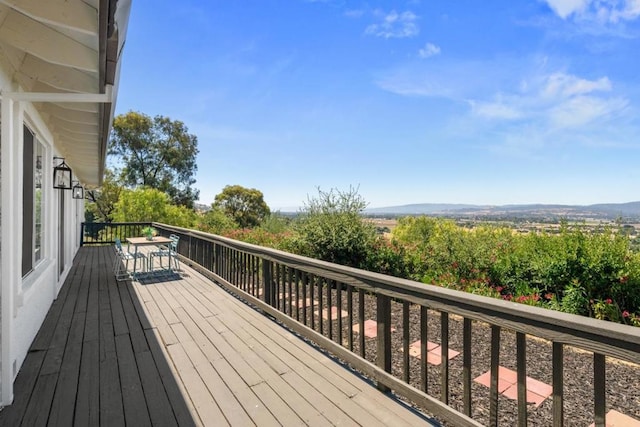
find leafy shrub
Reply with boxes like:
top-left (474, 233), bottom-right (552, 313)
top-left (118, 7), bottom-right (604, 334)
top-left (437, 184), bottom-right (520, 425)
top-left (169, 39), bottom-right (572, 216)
top-left (112, 187), bottom-right (196, 227)
top-left (364, 239), bottom-right (410, 277)
top-left (390, 216), bottom-right (640, 325)
top-left (288, 187), bottom-right (378, 269)
top-left (259, 213), bottom-right (291, 234)
top-left (559, 281), bottom-right (589, 315)
top-left (197, 207), bottom-right (237, 235)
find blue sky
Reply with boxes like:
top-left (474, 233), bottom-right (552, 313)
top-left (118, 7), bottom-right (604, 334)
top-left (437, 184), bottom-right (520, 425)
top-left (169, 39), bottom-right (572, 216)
top-left (115, 0), bottom-right (640, 209)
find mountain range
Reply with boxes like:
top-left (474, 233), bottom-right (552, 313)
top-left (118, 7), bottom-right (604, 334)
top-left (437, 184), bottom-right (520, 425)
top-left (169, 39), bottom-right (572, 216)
top-left (364, 201), bottom-right (640, 220)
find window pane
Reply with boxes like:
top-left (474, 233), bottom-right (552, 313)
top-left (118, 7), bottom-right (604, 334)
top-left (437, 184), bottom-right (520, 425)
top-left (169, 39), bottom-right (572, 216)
top-left (22, 127), bottom-right (34, 276)
top-left (34, 142), bottom-right (43, 263)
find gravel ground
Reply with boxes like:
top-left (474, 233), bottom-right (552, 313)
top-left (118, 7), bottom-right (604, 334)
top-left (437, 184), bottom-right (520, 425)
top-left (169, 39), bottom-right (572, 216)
top-left (257, 283), bottom-right (640, 427)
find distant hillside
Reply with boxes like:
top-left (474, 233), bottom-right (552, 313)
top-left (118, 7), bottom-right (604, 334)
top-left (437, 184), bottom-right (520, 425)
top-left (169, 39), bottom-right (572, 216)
top-left (365, 203), bottom-right (487, 215)
top-left (589, 201), bottom-right (640, 215)
top-left (364, 201), bottom-right (640, 220)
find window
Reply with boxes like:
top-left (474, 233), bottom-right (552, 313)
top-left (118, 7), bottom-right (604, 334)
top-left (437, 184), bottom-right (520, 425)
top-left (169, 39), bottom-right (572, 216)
top-left (35, 142), bottom-right (43, 263)
top-left (22, 126), bottom-right (44, 277)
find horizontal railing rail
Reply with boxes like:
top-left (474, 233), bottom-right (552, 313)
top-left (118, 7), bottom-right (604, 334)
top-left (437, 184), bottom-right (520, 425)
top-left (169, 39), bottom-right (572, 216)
top-left (149, 222), bottom-right (640, 427)
top-left (80, 222), bottom-right (152, 246)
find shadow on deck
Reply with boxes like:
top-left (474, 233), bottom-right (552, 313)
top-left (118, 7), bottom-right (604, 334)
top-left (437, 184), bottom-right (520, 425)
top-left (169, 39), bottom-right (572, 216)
top-left (0, 246), bottom-right (437, 426)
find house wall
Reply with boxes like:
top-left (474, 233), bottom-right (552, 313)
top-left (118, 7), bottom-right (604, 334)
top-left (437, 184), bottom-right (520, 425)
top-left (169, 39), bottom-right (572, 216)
top-left (1, 69), bottom-right (84, 405)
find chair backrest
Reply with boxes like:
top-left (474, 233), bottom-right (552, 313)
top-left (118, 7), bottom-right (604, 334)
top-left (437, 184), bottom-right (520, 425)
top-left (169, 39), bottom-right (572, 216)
top-left (114, 238), bottom-right (124, 254)
top-left (169, 234), bottom-right (179, 251)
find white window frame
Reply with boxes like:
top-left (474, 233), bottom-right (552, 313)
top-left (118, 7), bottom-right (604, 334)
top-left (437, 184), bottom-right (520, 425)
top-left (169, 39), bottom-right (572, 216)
top-left (21, 124), bottom-right (48, 279)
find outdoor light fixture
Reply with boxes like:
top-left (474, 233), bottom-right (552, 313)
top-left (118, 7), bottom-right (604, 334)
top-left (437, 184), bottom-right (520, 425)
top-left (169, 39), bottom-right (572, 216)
top-left (72, 181), bottom-right (84, 199)
top-left (53, 157), bottom-right (72, 190)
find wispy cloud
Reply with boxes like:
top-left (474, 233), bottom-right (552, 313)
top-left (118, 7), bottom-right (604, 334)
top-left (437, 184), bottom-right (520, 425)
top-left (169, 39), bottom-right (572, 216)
top-left (468, 98), bottom-right (524, 120)
top-left (418, 42), bottom-right (441, 58)
top-left (469, 71), bottom-right (628, 129)
top-left (543, 0), bottom-right (640, 23)
top-left (377, 55), bottom-right (635, 155)
top-left (541, 73), bottom-right (611, 97)
top-left (365, 10), bottom-right (419, 38)
top-left (376, 58), bottom-right (511, 99)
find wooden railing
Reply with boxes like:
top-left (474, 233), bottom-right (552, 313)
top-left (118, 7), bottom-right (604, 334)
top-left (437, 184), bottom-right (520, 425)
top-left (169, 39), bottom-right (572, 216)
top-left (80, 222), bottom-right (151, 246)
top-left (145, 223), bottom-right (640, 426)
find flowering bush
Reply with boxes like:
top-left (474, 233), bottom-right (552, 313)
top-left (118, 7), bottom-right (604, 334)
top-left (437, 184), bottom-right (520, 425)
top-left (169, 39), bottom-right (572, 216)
top-left (390, 218), bottom-right (640, 326)
top-left (591, 298), bottom-right (620, 322)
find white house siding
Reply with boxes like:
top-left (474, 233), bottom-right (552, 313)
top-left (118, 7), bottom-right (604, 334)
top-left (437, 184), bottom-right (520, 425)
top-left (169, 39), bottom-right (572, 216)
top-left (1, 67), bottom-right (84, 405)
top-left (0, 0), bottom-right (130, 407)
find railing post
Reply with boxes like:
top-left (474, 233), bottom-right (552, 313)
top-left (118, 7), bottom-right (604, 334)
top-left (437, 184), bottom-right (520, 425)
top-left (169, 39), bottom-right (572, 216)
top-left (262, 260), bottom-right (274, 307)
top-left (80, 222), bottom-right (85, 247)
top-left (376, 293), bottom-right (392, 392)
top-left (214, 244), bottom-right (221, 275)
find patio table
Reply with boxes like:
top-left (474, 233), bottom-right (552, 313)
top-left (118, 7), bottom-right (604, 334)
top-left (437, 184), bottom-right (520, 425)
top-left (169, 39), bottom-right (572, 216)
top-left (125, 236), bottom-right (173, 275)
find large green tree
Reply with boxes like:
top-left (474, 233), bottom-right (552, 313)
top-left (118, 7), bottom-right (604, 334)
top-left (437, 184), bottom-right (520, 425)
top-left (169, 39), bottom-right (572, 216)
top-left (197, 207), bottom-right (238, 235)
top-left (85, 169), bottom-right (123, 222)
top-left (109, 111), bottom-right (199, 207)
top-left (213, 185), bottom-right (270, 228)
top-left (112, 187), bottom-right (196, 227)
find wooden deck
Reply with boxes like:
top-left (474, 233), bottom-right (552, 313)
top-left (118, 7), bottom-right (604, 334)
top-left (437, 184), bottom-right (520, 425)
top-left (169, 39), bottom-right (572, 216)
top-left (0, 246), bottom-right (437, 426)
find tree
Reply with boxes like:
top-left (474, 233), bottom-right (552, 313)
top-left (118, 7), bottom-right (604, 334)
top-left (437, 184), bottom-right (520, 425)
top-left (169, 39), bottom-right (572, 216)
top-left (109, 111), bottom-right (199, 207)
top-left (112, 187), bottom-right (196, 228)
top-left (197, 207), bottom-right (238, 235)
top-left (85, 169), bottom-right (123, 222)
top-left (213, 185), bottom-right (270, 228)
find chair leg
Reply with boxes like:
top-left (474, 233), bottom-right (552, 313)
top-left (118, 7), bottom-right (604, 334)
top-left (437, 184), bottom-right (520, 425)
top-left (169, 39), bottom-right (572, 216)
top-left (114, 257), bottom-right (128, 281)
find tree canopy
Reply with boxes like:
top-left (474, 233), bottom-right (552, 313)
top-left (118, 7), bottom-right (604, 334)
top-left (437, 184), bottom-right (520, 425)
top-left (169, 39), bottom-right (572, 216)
top-left (196, 207), bottom-right (238, 235)
top-left (85, 169), bottom-right (122, 222)
top-left (213, 185), bottom-right (270, 228)
top-left (112, 187), bottom-right (196, 227)
top-left (109, 111), bottom-right (199, 207)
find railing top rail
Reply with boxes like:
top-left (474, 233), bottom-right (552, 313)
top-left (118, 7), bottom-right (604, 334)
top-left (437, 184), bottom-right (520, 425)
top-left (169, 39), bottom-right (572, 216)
top-left (82, 222), bottom-right (152, 226)
top-left (152, 222), bottom-right (640, 364)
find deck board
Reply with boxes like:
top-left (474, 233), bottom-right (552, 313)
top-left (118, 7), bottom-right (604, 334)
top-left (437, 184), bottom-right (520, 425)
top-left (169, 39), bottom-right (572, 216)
top-left (0, 246), bottom-right (437, 426)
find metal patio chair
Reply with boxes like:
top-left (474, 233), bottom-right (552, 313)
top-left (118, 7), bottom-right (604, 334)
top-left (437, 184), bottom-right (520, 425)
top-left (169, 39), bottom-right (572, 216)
top-left (114, 238), bottom-right (147, 280)
top-left (149, 234), bottom-right (180, 273)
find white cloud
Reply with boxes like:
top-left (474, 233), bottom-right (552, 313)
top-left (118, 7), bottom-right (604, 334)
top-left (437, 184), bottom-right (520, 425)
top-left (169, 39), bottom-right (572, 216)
top-left (544, 0), bottom-right (590, 18)
top-left (376, 57), bottom-right (629, 132)
top-left (375, 58), bottom-right (516, 99)
top-left (418, 42), bottom-right (441, 58)
top-left (469, 72), bottom-right (627, 129)
top-left (543, 0), bottom-right (640, 22)
top-left (376, 72), bottom-right (454, 98)
top-left (365, 10), bottom-right (419, 38)
top-left (549, 95), bottom-right (628, 127)
top-left (611, 0), bottom-right (640, 21)
top-left (541, 73), bottom-right (611, 98)
top-left (468, 99), bottom-right (524, 120)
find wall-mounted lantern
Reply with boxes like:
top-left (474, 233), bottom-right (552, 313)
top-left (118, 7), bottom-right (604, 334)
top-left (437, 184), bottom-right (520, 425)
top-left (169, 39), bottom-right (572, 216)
top-left (53, 157), bottom-right (72, 190)
top-left (72, 181), bottom-right (84, 199)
